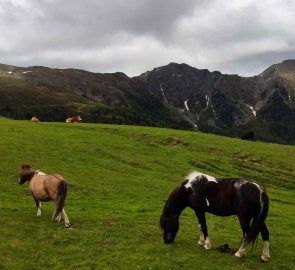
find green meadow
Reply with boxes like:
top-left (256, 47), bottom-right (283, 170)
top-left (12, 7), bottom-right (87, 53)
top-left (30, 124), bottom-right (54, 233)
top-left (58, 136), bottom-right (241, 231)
top-left (0, 119), bottom-right (294, 270)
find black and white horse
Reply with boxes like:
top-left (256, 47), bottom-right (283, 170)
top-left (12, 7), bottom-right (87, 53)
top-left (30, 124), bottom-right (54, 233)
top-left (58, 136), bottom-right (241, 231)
top-left (160, 171), bottom-right (270, 262)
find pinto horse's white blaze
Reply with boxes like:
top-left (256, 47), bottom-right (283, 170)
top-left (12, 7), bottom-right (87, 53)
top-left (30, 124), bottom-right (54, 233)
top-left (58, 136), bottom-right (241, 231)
top-left (261, 241), bottom-right (270, 262)
top-left (205, 198), bottom-right (210, 207)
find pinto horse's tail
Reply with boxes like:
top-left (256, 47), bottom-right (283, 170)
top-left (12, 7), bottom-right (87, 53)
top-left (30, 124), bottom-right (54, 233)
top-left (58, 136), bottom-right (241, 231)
top-left (52, 180), bottom-right (67, 222)
top-left (246, 190), bottom-right (269, 247)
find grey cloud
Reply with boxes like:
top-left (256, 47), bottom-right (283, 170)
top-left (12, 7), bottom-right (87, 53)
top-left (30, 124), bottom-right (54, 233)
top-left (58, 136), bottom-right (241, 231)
top-left (0, 0), bottom-right (295, 77)
top-left (217, 48), bottom-right (295, 77)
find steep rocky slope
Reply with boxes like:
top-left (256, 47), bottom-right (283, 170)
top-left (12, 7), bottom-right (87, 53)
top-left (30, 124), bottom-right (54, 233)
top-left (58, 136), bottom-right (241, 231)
top-left (1, 60), bottom-right (295, 144)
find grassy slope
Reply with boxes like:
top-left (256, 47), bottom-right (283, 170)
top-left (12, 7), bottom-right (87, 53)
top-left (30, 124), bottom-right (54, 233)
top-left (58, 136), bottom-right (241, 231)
top-left (0, 119), bottom-right (294, 270)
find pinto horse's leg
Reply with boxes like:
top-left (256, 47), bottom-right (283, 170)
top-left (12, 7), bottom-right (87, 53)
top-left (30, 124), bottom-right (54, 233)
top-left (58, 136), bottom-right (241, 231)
top-left (34, 198), bottom-right (42, 216)
top-left (260, 222), bottom-right (270, 262)
top-left (198, 224), bottom-right (205, 246)
top-left (196, 211), bottom-right (211, 250)
top-left (62, 209), bottom-right (71, 228)
top-left (235, 240), bottom-right (247, 258)
top-left (235, 218), bottom-right (250, 258)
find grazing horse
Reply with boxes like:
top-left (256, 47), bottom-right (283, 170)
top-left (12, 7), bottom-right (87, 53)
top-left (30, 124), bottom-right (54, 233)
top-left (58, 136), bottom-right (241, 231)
top-left (18, 164), bottom-right (71, 228)
top-left (66, 115), bottom-right (82, 123)
top-left (160, 171), bottom-right (270, 262)
top-left (241, 131), bottom-right (255, 141)
top-left (31, 117), bottom-right (40, 122)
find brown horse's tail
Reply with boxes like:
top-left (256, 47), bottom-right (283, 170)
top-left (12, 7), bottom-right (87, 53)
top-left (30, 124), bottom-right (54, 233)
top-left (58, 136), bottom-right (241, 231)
top-left (52, 180), bottom-right (67, 222)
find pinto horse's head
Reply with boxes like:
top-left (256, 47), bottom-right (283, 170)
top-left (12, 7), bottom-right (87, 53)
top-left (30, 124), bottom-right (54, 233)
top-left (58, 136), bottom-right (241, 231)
top-left (19, 164), bottom-right (35, 184)
top-left (160, 214), bottom-right (180, 244)
top-left (160, 180), bottom-right (190, 244)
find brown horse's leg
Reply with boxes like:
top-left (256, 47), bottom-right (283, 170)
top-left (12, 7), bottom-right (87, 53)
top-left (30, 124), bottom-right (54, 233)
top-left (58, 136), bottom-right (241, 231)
top-left (52, 181), bottom-right (67, 223)
top-left (34, 197), bottom-right (42, 216)
top-left (53, 201), bottom-right (62, 222)
top-left (62, 209), bottom-right (71, 228)
top-left (52, 198), bottom-right (62, 222)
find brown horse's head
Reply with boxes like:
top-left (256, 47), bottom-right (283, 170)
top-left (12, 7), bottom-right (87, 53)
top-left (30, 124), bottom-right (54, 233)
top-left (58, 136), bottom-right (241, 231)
top-left (19, 164), bottom-right (35, 184)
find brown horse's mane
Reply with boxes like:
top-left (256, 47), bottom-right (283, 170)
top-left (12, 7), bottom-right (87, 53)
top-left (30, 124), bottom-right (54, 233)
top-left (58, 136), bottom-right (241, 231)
top-left (20, 169), bottom-right (36, 176)
top-left (19, 164), bottom-right (37, 182)
top-left (20, 165), bottom-right (64, 182)
top-left (20, 164), bottom-right (36, 175)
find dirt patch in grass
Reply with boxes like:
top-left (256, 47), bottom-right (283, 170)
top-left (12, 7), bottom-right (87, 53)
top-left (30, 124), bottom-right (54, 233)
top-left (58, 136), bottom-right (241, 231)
top-left (102, 220), bottom-right (119, 226)
top-left (97, 242), bottom-right (114, 248)
top-left (162, 137), bottom-right (190, 146)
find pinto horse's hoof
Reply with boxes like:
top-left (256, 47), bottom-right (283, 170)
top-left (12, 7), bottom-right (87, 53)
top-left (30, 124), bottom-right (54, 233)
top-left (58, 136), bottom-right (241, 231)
top-left (234, 252), bottom-right (242, 258)
top-left (198, 239), bottom-right (205, 246)
top-left (65, 223), bottom-right (71, 228)
top-left (234, 250), bottom-right (246, 258)
top-left (260, 256), bottom-right (269, 263)
top-left (204, 243), bottom-right (211, 250)
top-left (204, 238), bottom-right (211, 250)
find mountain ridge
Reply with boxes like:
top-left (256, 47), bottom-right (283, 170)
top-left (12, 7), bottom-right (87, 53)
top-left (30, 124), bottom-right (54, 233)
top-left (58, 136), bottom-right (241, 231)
top-left (1, 60), bottom-right (295, 144)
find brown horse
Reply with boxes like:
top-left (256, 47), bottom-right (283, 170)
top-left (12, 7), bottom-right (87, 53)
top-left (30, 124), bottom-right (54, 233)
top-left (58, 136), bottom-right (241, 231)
top-left (18, 164), bottom-right (71, 228)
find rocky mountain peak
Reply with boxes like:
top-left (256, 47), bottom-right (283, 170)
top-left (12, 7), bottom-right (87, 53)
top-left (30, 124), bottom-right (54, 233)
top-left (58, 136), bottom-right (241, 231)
top-left (1, 60), bottom-right (295, 144)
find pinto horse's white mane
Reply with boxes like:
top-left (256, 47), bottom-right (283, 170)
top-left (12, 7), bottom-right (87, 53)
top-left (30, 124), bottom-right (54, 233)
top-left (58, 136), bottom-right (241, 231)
top-left (184, 171), bottom-right (217, 190)
top-left (185, 171), bottom-right (217, 188)
top-left (184, 171), bottom-right (263, 192)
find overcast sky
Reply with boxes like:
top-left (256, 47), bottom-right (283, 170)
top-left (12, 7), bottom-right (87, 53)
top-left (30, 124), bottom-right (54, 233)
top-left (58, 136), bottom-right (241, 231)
top-left (1, 0), bottom-right (295, 77)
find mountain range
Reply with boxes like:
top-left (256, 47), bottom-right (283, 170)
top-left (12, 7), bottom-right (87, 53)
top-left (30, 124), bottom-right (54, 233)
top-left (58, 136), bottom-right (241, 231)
top-left (1, 60), bottom-right (295, 144)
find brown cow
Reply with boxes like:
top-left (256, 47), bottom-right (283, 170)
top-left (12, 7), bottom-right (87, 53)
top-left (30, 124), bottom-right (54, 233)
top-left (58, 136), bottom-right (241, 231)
top-left (31, 117), bottom-right (40, 122)
top-left (66, 116), bottom-right (82, 123)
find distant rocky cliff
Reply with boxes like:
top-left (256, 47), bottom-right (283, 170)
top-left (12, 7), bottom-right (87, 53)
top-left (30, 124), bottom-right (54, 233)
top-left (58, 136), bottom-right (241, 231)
top-left (136, 60), bottom-right (295, 143)
top-left (1, 60), bottom-right (295, 144)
